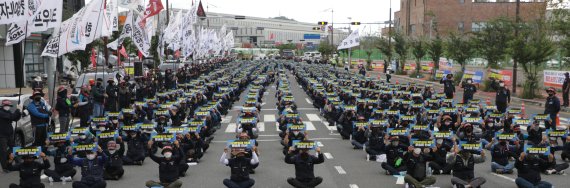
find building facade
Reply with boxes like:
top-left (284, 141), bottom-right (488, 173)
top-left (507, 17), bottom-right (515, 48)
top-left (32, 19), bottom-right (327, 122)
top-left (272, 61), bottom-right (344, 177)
top-left (393, 0), bottom-right (546, 38)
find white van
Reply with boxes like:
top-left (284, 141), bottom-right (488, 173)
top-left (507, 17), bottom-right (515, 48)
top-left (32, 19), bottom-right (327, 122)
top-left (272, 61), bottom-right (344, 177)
top-left (303, 52), bottom-right (322, 62)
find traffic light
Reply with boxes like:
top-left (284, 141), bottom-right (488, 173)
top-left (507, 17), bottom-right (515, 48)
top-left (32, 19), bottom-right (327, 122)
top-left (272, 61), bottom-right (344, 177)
top-left (351, 22), bottom-right (361, 25)
top-left (312, 27), bottom-right (321, 30)
top-left (318, 21), bottom-right (328, 25)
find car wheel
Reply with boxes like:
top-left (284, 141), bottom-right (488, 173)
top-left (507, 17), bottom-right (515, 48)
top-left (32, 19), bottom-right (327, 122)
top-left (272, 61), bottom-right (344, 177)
top-left (14, 133), bottom-right (25, 147)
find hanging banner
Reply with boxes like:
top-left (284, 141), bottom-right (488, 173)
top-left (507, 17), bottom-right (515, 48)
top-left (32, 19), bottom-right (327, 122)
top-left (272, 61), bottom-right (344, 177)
top-left (118, 0), bottom-right (144, 14)
top-left (439, 59), bottom-right (453, 70)
top-left (6, 0), bottom-right (62, 46)
top-left (462, 70), bottom-right (485, 84)
top-left (337, 28), bottom-right (360, 50)
top-left (0, 0), bottom-right (29, 25)
top-left (107, 0), bottom-right (119, 31)
top-left (543, 70), bottom-right (568, 88)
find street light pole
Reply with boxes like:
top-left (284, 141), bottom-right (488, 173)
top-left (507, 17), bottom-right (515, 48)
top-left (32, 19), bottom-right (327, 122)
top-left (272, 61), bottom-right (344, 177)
top-left (387, 0), bottom-right (392, 73)
top-left (331, 9), bottom-right (334, 45)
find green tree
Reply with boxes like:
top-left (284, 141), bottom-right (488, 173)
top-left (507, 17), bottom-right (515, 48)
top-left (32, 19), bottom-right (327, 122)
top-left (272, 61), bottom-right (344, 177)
top-left (472, 18), bottom-right (515, 68)
top-left (317, 40), bottom-right (335, 60)
top-left (411, 38), bottom-right (427, 76)
top-left (427, 36), bottom-right (444, 78)
top-left (445, 33), bottom-right (475, 73)
top-left (361, 36), bottom-right (377, 70)
top-left (375, 37), bottom-right (393, 73)
top-left (510, 21), bottom-right (556, 99)
top-left (276, 43), bottom-right (296, 53)
top-left (550, 3), bottom-right (570, 69)
top-left (393, 32), bottom-right (409, 73)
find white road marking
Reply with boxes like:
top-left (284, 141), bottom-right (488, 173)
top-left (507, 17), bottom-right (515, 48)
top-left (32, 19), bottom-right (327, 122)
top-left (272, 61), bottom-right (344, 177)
top-left (276, 122), bottom-right (281, 131)
top-left (221, 116), bottom-right (232, 124)
top-left (324, 152), bottom-right (333, 159)
top-left (349, 184), bottom-right (359, 188)
top-left (491, 173), bottom-right (516, 182)
top-left (322, 121), bottom-right (337, 131)
top-left (211, 137), bottom-right (341, 143)
top-left (257, 122), bottom-right (265, 132)
top-left (306, 114), bottom-right (321, 121)
top-left (305, 98), bottom-right (313, 104)
top-left (334, 166), bottom-right (347, 174)
top-left (264, 114), bottom-right (276, 122)
top-left (316, 141), bottom-right (324, 147)
top-left (305, 122), bottom-right (316, 131)
top-left (225, 123), bottom-right (237, 133)
top-left (258, 134), bottom-right (279, 137)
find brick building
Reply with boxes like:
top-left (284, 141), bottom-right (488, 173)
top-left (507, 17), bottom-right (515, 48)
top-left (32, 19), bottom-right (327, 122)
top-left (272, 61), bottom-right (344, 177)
top-left (393, 0), bottom-right (547, 38)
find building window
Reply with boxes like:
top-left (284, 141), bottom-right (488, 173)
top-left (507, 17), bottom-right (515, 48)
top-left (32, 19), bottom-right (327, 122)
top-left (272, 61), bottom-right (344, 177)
top-left (459, 0), bottom-right (465, 3)
top-left (410, 24), bottom-right (416, 35)
top-left (471, 22), bottom-right (486, 32)
top-left (458, 22), bottom-right (465, 33)
top-left (24, 41), bottom-right (44, 76)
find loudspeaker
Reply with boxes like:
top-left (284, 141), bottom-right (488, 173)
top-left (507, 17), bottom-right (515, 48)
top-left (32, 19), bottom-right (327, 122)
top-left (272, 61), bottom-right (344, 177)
top-left (134, 61), bottom-right (143, 77)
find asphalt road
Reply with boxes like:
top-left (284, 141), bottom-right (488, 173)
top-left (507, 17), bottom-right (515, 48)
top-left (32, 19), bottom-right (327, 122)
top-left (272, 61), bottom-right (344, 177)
top-left (1, 67), bottom-right (569, 188)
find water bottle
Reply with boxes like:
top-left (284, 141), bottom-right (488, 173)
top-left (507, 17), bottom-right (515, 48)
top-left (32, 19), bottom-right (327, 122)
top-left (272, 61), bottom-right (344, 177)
top-left (427, 166), bottom-right (433, 176)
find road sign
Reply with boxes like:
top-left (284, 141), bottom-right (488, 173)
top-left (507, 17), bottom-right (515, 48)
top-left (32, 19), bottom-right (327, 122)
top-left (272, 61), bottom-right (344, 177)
top-left (304, 34), bottom-right (321, 40)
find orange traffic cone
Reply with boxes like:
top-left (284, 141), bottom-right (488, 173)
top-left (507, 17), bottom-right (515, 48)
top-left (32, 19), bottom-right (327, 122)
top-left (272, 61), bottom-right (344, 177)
top-left (486, 97), bottom-right (491, 106)
top-left (521, 102), bottom-right (526, 118)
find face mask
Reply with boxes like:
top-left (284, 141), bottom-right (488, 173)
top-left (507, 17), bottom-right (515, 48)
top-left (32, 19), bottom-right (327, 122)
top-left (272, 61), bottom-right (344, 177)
top-left (467, 81), bottom-right (472, 84)
top-left (499, 83), bottom-right (505, 87)
top-left (109, 150), bottom-right (116, 154)
top-left (368, 106), bottom-right (373, 110)
top-left (163, 152), bottom-right (173, 158)
top-left (79, 135), bottom-right (87, 139)
top-left (87, 154), bottom-right (96, 160)
top-left (130, 134), bottom-right (137, 138)
top-left (99, 127), bottom-right (106, 132)
top-left (60, 158), bottom-right (68, 163)
top-left (413, 148), bottom-right (421, 155)
top-left (548, 93), bottom-right (554, 97)
top-left (34, 97), bottom-right (41, 101)
top-left (97, 82), bottom-right (102, 86)
top-left (293, 131), bottom-right (300, 136)
top-left (112, 120), bottom-right (118, 124)
top-left (3, 106), bottom-right (10, 111)
top-left (465, 114), bottom-right (471, 118)
top-left (444, 121), bottom-right (451, 126)
top-left (436, 139), bottom-right (443, 145)
top-left (391, 141), bottom-right (399, 146)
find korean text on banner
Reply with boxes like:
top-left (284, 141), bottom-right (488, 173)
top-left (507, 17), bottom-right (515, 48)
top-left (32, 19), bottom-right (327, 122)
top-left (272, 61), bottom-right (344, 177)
top-left (544, 70), bottom-right (568, 88)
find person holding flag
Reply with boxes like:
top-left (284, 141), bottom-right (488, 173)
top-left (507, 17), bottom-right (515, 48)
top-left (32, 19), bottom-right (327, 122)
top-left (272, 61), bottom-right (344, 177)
top-left (0, 100), bottom-right (21, 173)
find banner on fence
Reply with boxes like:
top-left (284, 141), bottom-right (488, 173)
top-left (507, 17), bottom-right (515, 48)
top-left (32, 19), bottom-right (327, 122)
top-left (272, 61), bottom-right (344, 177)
top-left (544, 70), bottom-right (568, 88)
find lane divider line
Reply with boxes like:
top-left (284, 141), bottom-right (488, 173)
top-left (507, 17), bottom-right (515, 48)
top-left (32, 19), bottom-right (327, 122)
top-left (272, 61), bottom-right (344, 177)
top-left (334, 166), bottom-right (347, 174)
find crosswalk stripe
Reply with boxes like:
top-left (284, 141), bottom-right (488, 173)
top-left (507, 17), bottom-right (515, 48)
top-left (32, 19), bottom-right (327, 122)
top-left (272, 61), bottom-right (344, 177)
top-left (221, 116), bottom-right (232, 124)
top-left (334, 166), bottom-right (346, 174)
top-left (317, 141), bottom-right (324, 147)
top-left (257, 122), bottom-right (265, 132)
top-left (225, 123), bottom-right (237, 133)
top-left (276, 122), bottom-right (281, 131)
top-left (322, 121), bottom-right (337, 131)
top-left (305, 98), bottom-right (313, 104)
top-left (264, 114), bottom-right (276, 122)
top-left (324, 152), bottom-right (334, 159)
top-left (305, 122), bottom-right (316, 131)
top-left (306, 114), bottom-right (321, 121)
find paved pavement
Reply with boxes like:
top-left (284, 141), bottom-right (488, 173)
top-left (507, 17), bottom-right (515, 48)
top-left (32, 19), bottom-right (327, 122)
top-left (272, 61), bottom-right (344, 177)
top-left (1, 67), bottom-right (569, 188)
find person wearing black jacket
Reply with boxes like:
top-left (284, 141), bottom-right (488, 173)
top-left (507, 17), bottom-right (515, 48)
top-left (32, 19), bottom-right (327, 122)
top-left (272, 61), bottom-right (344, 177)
top-left (404, 146), bottom-right (436, 188)
top-left (544, 87), bottom-right (561, 130)
top-left (365, 127), bottom-right (386, 161)
top-left (285, 146), bottom-right (325, 188)
top-left (563, 72), bottom-right (569, 107)
top-left (492, 80), bottom-right (511, 113)
top-left (526, 122), bottom-right (545, 145)
top-left (381, 136), bottom-right (408, 175)
top-left (117, 81), bottom-right (131, 109)
top-left (103, 141), bottom-right (124, 180)
top-left (450, 150), bottom-right (487, 188)
top-left (55, 87), bottom-right (71, 132)
top-left (0, 100), bottom-right (21, 172)
top-left (561, 136), bottom-right (570, 161)
top-left (440, 74), bottom-right (455, 99)
top-left (69, 147), bottom-right (107, 188)
top-left (44, 140), bottom-right (76, 183)
top-left (428, 139), bottom-right (452, 175)
top-left (122, 131), bottom-right (148, 165)
top-left (488, 139), bottom-right (516, 174)
top-left (105, 78), bottom-right (118, 112)
top-left (91, 78), bottom-right (105, 117)
top-left (145, 142), bottom-right (183, 188)
top-left (351, 125), bottom-right (368, 149)
top-left (461, 78), bottom-right (477, 104)
top-left (220, 147), bottom-right (259, 188)
top-left (515, 152), bottom-right (553, 188)
top-left (7, 152), bottom-right (50, 188)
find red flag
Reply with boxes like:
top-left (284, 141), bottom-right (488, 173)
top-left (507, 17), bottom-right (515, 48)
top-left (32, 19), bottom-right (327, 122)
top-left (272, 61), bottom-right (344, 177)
top-left (138, 50), bottom-right (144, 60)
top-left (119, 45), bottom-right (128, 58)
top-left (269, 33), bottom-right (275, 40)
top-left (197, 0), bottom-right (206, 17)
top-left (174, 50), bottom-right (181, 58)
top-left (91, 48), bottom-right (97, 68)
top-left (140, 0), bottom-right (164, 27)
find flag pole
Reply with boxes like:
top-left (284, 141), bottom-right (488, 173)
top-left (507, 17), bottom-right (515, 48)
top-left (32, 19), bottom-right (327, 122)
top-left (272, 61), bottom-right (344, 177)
top-left (14, 22), bottom-right (29, 145)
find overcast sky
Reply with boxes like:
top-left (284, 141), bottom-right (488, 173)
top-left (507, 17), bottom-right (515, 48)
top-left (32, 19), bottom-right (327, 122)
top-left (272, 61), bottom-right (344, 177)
top-left (86, 0), bottom-right (400, 35)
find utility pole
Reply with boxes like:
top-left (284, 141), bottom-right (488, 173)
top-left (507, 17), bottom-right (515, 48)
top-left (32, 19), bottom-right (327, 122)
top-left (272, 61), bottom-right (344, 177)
top-left (387, 0), bottom-right (392, 73)
top-left (513, 0), bottom-right (520, 94)
top-left (331, 9), bottom-right (334, 45)
top-left (166, 0), bottom-right (170, 24)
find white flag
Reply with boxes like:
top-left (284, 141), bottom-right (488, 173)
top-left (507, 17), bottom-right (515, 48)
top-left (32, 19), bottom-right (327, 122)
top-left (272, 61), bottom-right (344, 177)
top-left (0, 0), bottom-right (32, 25)
top-left (337, 28), bottom-right (360, 50)
top-left (41, 19), bottom-right (71, 57)
top-left (118, 0), bottom-right (144, 14)
top-left (5, 0), bottom-right (61, 45)
top-left (107, 0), bottom-right (119, 31)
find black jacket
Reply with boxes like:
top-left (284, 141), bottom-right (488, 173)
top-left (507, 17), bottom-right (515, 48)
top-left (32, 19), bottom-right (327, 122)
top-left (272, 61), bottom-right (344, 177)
top-left (0, 108), bottom-right (21, 137)
top-left (385, 144), bottom-right (407, 167)
top-left (149, 150), bottom-right (180, 183)
top-left (56, 90), bottom-right (71, 116)
top-left (8, 159), bottom-right (50, 186)
top-left (285, 153), bottom-right (325, 181)
top-left (516, 157), bottom-right (546, 185)
top-left (491, 145), bottom-right (516, 166)
top-left (405, 153), bottom-right (430, 181)
top-left (440, 79), bottom-right (455, 94)
top-left (228, 157), bottom-right (253, 182)
top-left (544, 96), bottom-right (561, 115)
top-left (452, 154), bottom-right (475, 180)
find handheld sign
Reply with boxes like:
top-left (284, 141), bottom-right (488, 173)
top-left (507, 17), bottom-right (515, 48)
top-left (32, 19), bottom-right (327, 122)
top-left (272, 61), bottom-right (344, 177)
top-left (524, 145), bottom-right (550, 156)
top-left (121, 108), bottom-right (135, 114)
top-left (441, 108), bottom-right (457, 115)
top-left (189, 120), bottom-right (205, 127)
top-left (370, 119), bottom-right (388, 127)
top-left (513, 118), bottom-right (531, 126)
top-left (48, 132), bottom-right (70, 142)
top-left (411, 124), bottom-right (430, 131)
top-left (155, 110), bottom-right (170, 117)
top-left (433, 131), bottom-right (453, 139)
top-left (73, 143), bottom-right (98, 153)
top-left (465, 107), bottom-right (480, 114)
top-left (97, 130), bottom-right (119, 140)
top-left (151, 133), bottom-right (176, 143)
top-left (121, 124), bottom-right (140, 132)
top-left (12, 146), bottom-right (41, 157)
top-left (400, 115), bottom-right (416, 123)
top-left (387, 128), bottom-right (409, 136)
top-left (507, 108), bottom-right (522, 115)
top-left (165, 127), bottom-right (189, 135)
top-left (106, 112), bottom-right (120, 117)
top-left (195, 111), bottom-right (210, 117)
top-left (293, 140), bottom-right (317, 150)
top-left (463, 117), bottom-right (483, 125)
top-left (459, 141), bottom-right (482, 151)
top-left (495, 132), bottom-right (517, 141)
top-left (288, 123), bottom-right (307, 131)
top-left (354, 122), bottom-right (369, 129)
top-left (140, 122), bottom-right (157, 130)
top-left (385, 110), bottom-right (400, 116)
top-left (546, 129), bottom-right (568, 137)
top-left (344, 105), bottom-right (357, 111)
top-left (92, 117), bottom-right (108, 125)
top-left (71, 127), bottom-right (90, 135)
top-left (411, 139), bottom-right (435, 148)
top-left (188, 125), bottom-right (201, 133)
top-left (227, 139), bottom-right (255, 149)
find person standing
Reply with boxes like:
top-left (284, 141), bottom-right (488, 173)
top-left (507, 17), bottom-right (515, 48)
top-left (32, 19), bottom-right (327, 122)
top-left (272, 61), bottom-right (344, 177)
top-left (0, 100), bottom-right (21, 172)
top-left (27, 91), bottom-right (51, 148)
top-left (55, 86), bottom-right (71, 132)
top-left (386, 70), bottom-right (392, 83)
top-left (492, 80), bottom-right (511, 113)
top-left (563, 72), bottom-right (569, 107)
top-left (544, 87), bottom-right (561, 130)
top-left (461, 78), bottom-right (477, 104)
top-left (105, 78), bottom-right (118, 112)
top-left (91, 78), bottom-right (106, 117)
top-left (440, 74), bottom-right (455, 99)
top-left (117, 81), bottom-right (131, 109)
top-left (76, 86), bottom-right (91, 127)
